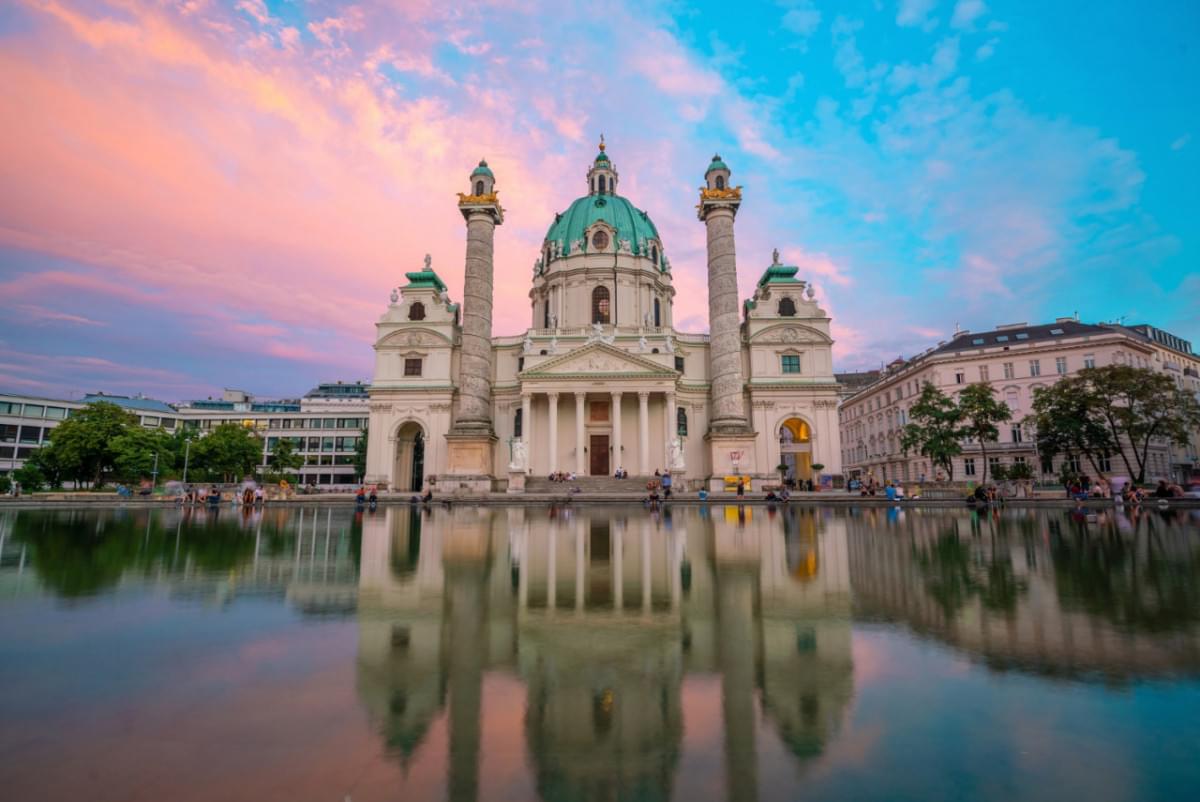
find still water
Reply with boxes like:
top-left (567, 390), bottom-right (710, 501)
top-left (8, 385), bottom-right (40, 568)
top-left (1, 503), bottom-right (1199, 802)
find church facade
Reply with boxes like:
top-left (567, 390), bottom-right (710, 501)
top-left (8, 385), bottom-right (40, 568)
top-left (364, 143), bottom-right (842, 492)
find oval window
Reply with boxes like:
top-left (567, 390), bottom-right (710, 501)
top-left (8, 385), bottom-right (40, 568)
top-left (591, 230), bottom-right (610, 251)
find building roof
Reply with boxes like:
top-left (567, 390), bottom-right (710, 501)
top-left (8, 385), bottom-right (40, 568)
top-left (756, 262), bottom-right (802, 287)
top-left (544, 193), bottom-right (661, 258)
top-left (470, 159), bottom-right (493, 179)
top-left (82, 393), bottom-right (177, 414)
top-left (930, 320), bottom-right (1111, 356)
top-left (706, 154), bottom-right (729, 174)
top-left (304, 381), bottom-right (370, 399)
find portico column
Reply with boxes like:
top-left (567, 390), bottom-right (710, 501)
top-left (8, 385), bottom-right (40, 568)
top-left (613, 522), bottom-right (624, 612)
top-left (521, 393), bottom-right (532, 463)
top-left (611, 392), bottom-right (623, 473)
top-left (638, 391), bottom-right (650, 474)
top-left (664, 390), bottom-right (677, 466)
top-left (575, 392), bottom-right (586, 475)
top-left (547, 392), bottom-right (559, 471)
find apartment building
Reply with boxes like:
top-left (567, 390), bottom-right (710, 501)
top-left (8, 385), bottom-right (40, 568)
top-left (838, 319), bottom-right (1198, 484)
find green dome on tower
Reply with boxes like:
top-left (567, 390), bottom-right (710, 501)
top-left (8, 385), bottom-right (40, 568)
top-left (544, 194), bottom-right (661, 257)
top-left (470, 159), bottom-right (494, 179)
top-left (706, 154), bottom-right (729, 174)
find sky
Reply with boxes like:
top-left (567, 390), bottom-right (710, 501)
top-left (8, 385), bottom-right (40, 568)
top-left (0, 0), bottom-right (1197, 401)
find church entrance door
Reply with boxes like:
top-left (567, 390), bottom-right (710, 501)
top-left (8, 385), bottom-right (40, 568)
top-left (590, 435), bottom-right (609, 476)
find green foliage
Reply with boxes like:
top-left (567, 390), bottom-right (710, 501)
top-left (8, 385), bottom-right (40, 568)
top-left (191, 423), bottom-right (263, 482)
top-left (353, 431), bottom-right (368, 481)
top-left (0, 474), bottom-right (10, 494)
top-left (111, 427), bottom-right (176, 484)
top-left (1031, 365), bottom-right (1200, 483)
top-left (24, 446), bottom-right (68, 489)
top-left (811, 463), bottom-right (825, 473)
top-left (990, 464), bottom-right (1009, 482)
top-left (900, 383), bottom-right (965, 480)
top-left (1006, 461), bottom-right (1034, 481)
top-left (42, 401), bottom-right (140, 486)
top-left (13, 462), bottom-right (46, 492)
top-left (957, 382), bottom-right (1012, 484)
top-left (270, 438), bottom-right (304, 480)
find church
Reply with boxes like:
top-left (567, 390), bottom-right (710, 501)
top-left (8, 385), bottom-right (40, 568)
top-left (364, 141), bottom-right (842, 493)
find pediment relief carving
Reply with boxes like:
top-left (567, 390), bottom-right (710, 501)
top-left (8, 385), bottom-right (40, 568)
top-left (379, 328), bottom-right (451, 348)
top-left (750, 324), bottom-right (832, 345)
top-left (523, 343), bottom-right (676, 376)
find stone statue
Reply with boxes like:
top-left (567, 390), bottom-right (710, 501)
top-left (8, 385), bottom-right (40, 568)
top-left (509, 439), bottom-right (528, 471)
top-left (668, 437), bottom-right (685, 471)
top-left (638, 334), bottom-right (649, 352)
top-left (533, 257), bottom-right (542, 277)
top-left (389, 288), bottom-right (399, 304)
top-left (772, 247), bottom-right (780, 265)
top-left (806, 283), bottom-right (815, 299)
top-left (424, 253), bottom-right (432, 270)
top-left (664, 334), bottom-right (676, 354)
top-left (549, 335), bottom-right (558, 353)
top-left (618, 239), bottom-right (632, 254)
top-left (549, 312), bottom-right (558, 329)
top-left (570, 238), bottom-right (584, 255)
top-left (643, 311), bottom-right (652, 328)
top-left (523, 333), bottom-right (534, 353)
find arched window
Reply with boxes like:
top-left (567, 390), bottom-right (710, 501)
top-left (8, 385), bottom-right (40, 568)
top-left (514, 408), bottom-right (523, 438)
top-left (474, 180), bottom-right (484, 196)
top-left (592, 286), bottom-right (610, 324)
top-left (653, 297), bottom-right (661, 327)
top-left (715, 175), bottom-right (725, 190)
top-left (651, 245), bottom-right (658, 264)
top-left (778, 297), bottom-right (796, 317)
top-left (598, 175), bottom-right (606, 194)
top-left (408, 301), bottom-right (426, 321)
top-left (676, 407), bottom-right (688, 436)
top-left (543, 299), bottom-right (550, 329)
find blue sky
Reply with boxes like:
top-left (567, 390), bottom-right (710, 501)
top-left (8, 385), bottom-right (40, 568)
top-left (0, 0), bottom-right (1196, 399)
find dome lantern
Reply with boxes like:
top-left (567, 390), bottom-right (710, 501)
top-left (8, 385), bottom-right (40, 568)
top-left (469, 159), bottom-right (495, 197)
top-left (586, 134), bottom-right (619, 196)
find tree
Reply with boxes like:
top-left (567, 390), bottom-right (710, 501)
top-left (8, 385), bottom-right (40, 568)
top-left (192, 423), bottom-right (263, 482)
top-left (111, 428), bottom-right (176, 484)
top-left (900, 383), bottom-right (965, 481)
top-left (13, 462), bottom-right (46, 492)
top-left (270, 438), bottom-right (304, 479)
top-left (23, 445), bottom-right (68, 489)
top-left (1028, 379), bottom-right (1117, 478)
top-left (353, 431), bottom-right (368, 481)
top-left (1032, 366), bottom-right (1200, 483)
top-left (957, 382), bottom-right (1012, 484)
top-left (42, 401), bottom-right (139, 486)
top-left (1007, 461), bottom-right (1033, 481)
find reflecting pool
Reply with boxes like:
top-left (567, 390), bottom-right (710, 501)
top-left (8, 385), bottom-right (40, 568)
top-left (1, 504), bottom-right (1199, 802)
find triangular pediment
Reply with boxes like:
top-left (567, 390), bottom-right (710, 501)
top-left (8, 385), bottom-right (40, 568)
top-left (521, 342), bottom-right (678, 378)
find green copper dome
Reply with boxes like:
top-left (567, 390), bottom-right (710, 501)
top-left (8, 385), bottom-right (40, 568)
top-left (706, 154), bottom-right (729, 174)
top-left (544, 194), bottom-right (661, 257)
top-left (470, 159), bottom-right (494, 179)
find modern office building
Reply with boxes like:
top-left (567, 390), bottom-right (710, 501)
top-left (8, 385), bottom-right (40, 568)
top-left (838, 319), bottom-right (1200, 484)
top-left (0, 382), bottom-right (369, 487)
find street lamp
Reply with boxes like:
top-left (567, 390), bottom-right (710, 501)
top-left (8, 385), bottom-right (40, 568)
top-left (151, 452), bottom-right (159, 488)
top-left (182, 437), bottom-right (191, 484)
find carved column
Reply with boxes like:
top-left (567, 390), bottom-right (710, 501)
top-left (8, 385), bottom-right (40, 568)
top-left (454, 208), bottom-right (502, 434)
top-left (575, 392), bottom-right (586, 475)
top-left (664, 390), bottom-right (676, 468)
top-left (698, 166), bottom-right (750, 434)
top-left (638, 391), bottom-right (650, 475)
top-left (611, 391), bottom-right (623, 474)
top-left (547, 392), bottom-right (559, 472)
top-left (521, 393), bottom-right (532, 461)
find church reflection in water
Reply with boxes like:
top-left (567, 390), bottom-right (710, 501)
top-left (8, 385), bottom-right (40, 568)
top-left (354, 504), bottom-right (855, 801)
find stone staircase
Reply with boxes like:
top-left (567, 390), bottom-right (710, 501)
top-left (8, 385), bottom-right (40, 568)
top-left (524, 475), bottom-right (661, 494)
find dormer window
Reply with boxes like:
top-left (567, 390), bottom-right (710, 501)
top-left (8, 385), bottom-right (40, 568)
top-left (778, 297), bottom-right (796, 317)
top-left (715, 175), bottom-right (725, 190)
top-left (408, 302), bottom-right (426, 321)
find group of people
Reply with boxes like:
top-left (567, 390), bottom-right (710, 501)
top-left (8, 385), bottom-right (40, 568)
top-left (644, 470), bottom-right (674, 502)
top-left (613, 466), bottom-right (629, 478)
top-left (547, 471), bottom-right (577, 482)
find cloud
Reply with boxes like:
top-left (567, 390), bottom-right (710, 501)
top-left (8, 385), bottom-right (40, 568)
top-left (950, 0), bottom-right (986, 29)
top-left (975, 37), bottom-right (999, 61)
top-left (1171, 133), bottom-right (1191, 151)
top-left (781, 3), bottom-right (822, 38)
top-left (896, 0), bottom-right (939, 29)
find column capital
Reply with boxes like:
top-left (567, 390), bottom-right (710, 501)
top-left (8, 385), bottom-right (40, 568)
top-left (637, 390), bottom-right (651, 400)
top-left (610, 390), bottom-right (623, 398)
top-left (574, 391), bottom-right (587, 400)
top-left (547, 391), bottom-right (560, 400)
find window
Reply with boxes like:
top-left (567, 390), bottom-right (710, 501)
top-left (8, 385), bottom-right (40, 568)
top-left (1015, 333), bottom-right (1029, 340)
top-left (322, 437), bottom-right (335, 452)
top-left (964, 458), bottom-right (976, 476)
top-left (674, 356), bottom-right (685, 372)
top-left (309, 418), bottom-right (323, 429)
top-left (654, 297), bottom-right (662, 327)
top-left (989, 456), bottom-right (1002, 474)
top-left (954, 371), bottom-right (965, 384)
top-left (996, 335), bottom-right (1009, 343)
top-left (44, 406), bottom-right (66, 420)
top-left (474, 180), bottom-right (484, 196)
top-left (1029, 359), bottom-right (1041, 377)
top-left (1067, 455), bottom-right (1081, 474)
top-left (591, 286), bottom-right (611, 323)
top-left (18, 426), bottom-right (40, 444)
top-left (781, 354), bottom-right (801, 374)
top-left (323, 418), bottom-right (336, 428)
top-left (1041, 454), bottom-right (1054, 474)
top-left (1003, 362), bottom-right (1014, 379)
top-left (0, 402), bottom-right (16, 414)
top-left (1055, 357), bottom-right (1067, 375)
top-left (978, 365), bottom-right (989, 381)
top-left (1099, 453), bottom-right (1112, 473)
top-left (1010, 425), bottom-right (1023, 443)
top-left (651, 245), bottom-right (659, 264)
top-left (972, 338), bottom-right (985, 345)
top-left (409, 302), bottom-right (426, 321)
top-left (337, 418), bottom-right (359, 429)
top-left (677, 407), bottom-right (688, 436)
top-left (404, 358), bottom-right (423, 377)
top-left (517, 357), bottom-right (525, 372)
top-left (598, 175), bottom-right (606, 194)
top-left (0, 424), bottom-right (18, 443)
top-left (715, 175), bottom-right (725, 190)
top-left (591, 229), bottom-right (609, 251)
top-left (778, 297), bottom-right (796, 317)
top-left (1084, 354), bottom-right (1095, 369)
top-left (543, 300), bottom-right (550, 329)
top-left (1050, 328), bottom-right (1064, 335)
top-left (24, 405), bottom-right (44, 418)
top-left (513, 408), bottom-right (523, 438)
top-left (143, 416), bottom-right (160, 427)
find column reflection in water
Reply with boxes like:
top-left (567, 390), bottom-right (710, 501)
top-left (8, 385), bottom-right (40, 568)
top-left (352, 503), bottom-right (857, 801)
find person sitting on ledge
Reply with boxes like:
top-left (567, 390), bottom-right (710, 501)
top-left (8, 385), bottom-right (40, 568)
top-left (421, 488), bottom-right (433, 504)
